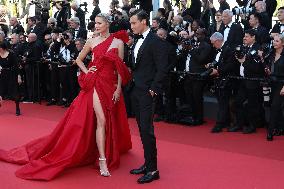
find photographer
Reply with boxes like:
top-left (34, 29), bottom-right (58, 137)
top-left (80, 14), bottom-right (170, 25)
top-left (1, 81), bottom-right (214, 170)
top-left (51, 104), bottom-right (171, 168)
top-left (220, 9), bottom-right (244, 49)
top-left (22, 33), bottom-right (42, 102)
top-left (178, 0), bottom-right (201, 20)
top-left (46, 28), bottom-right (62, 106)
top-left (71, 2), bottom-right (86, 29)
top-left (9, 17), bottom-right (25, 35)
top-left (210, 32), bottom-right (239, 133)
top-left (90, 0), bottom-right (101, 22)
top-left (54, 0), bottom-right (71, 31)
top-left (254, 1), bottom-right (270, 30)
top-left (69, 17), bottom-right (87, 40)
top-left (249, 13), bottom-right (270, 46)
top-left (263, 34), bottom-right (284, 141)
top-left (183, 28), bottom-right (212, 126)
top-left (271, 7), bottom-right (284, 37)
top-left (109, 11), bottom-right (130, 33)
top-left (57, 31), bottom-right (77, 107)
top-left (233, 29), bottom-right (265, 134)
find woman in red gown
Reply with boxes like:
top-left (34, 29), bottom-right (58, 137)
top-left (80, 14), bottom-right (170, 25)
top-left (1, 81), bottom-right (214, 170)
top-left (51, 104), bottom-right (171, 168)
top-left (0, 13), bottom-right (132, 180)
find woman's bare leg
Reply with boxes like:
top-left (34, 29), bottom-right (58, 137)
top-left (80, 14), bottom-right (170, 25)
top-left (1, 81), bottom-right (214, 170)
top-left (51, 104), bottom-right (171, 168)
top-left (93, 88), bottom-right (110, 176)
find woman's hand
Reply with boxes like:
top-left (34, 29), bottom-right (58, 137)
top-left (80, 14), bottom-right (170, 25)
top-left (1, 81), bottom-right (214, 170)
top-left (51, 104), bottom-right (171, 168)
top-left (87, 66), bottom-right (97, 74)
top-left (0, 96), bottom-right (2, 107)
top-left (112, 88), bottom-right (121, 103)
top-left (280, 86), bottom-right (284, 96)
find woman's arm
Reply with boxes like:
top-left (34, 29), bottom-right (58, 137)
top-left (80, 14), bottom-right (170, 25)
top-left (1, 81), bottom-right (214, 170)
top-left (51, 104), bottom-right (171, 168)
top-left (167, 11), bottom-right (173, 24)
top-left (76, 39), bottom-right (93, 74)
top-left (116, 39), bottom-right (124, 90)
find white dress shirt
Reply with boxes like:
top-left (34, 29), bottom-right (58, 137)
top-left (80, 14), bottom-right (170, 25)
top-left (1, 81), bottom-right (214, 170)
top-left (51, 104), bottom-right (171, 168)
top-left (133, 28), bottom-right (150, 63)
top-left (223, 21), bottom-right (233, 42)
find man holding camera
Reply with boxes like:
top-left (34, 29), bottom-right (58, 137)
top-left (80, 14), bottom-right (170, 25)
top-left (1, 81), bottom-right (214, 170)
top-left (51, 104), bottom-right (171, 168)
top-left (183, 28), bottom-right (212, 126)
top-left (57, 31), bottom-right (76, 107)
top-left (232, 29), bottom-right (265, 133)
top-left (210, 32), bottom-right (240, 133)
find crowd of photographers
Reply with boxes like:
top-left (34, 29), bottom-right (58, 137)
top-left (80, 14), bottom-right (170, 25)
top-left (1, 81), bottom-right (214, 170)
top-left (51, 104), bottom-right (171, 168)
top-left (0, 0), bottom-right (283, 141)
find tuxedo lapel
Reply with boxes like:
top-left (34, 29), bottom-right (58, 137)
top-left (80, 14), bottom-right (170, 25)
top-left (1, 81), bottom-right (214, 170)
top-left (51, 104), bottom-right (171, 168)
top-left (135, 32), bottom-right (152, 67)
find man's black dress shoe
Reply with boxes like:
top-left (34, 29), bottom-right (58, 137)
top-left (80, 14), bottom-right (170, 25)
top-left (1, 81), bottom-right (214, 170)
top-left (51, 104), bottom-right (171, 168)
top-left (137, 171), bottom-right (160, 184)
top-left (228, 126), bottom-right (241, 132)
top-left (211, 126), bottom-right (223, 133)
top-left (267, 132), bottom-right (273, 141)
top-left (130, 165), bottom-right (147, 175)
top-left (242, 126), bottom-right (256, 134)
top-left (16, 108), bottom-right (21, 116)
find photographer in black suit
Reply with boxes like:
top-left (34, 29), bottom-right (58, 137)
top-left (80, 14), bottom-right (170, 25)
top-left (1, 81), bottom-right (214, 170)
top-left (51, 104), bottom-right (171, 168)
top-left (71, 2), bottom-right (86, 29)
top-left (210, 32), bottom-right (239, 133)
top-left (271, 7), bottom-right (284, 37)
top-left (184, 28), bottom-right (212, 126)
top-left (129, 9), bottom-right (170, 184)
top-left (248, 13), bottom-right (270, 46)
top-left (232, 29), bottom-right (265, 134)
top-left (69, 17), bottom-right (87, 40)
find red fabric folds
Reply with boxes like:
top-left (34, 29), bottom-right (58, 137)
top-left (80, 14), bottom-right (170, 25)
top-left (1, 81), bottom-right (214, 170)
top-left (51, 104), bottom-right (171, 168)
top-left (0, 34), bottom-right (132, 180)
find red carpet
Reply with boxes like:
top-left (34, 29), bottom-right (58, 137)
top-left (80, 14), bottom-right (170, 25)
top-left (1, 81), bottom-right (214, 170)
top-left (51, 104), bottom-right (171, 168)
top-left (0, 101), bottom-right (284, 189)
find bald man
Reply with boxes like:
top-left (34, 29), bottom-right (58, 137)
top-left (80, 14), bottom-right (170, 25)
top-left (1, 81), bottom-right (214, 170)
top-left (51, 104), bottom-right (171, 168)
top-left (10, 17), bottom-right (25, 34)
top-left (24, 33), bottom-right (42, 102)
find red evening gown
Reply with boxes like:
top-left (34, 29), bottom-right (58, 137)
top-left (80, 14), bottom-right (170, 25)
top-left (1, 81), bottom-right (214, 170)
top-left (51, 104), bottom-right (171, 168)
top-left (0, 32), bottom-right (132, 180)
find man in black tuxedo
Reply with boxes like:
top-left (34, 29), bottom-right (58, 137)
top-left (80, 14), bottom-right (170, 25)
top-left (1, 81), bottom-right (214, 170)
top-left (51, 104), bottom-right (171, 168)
top-left (129, 9), bottom-right (170, 184)
top-left (179, 0), bottom-right (201, 20)
top-left (220, 9), bottom-right (244, 49)
top-left (71, 2), bottom-right (86, 28)
top-left (184, 28), bottom-right (212, 126)
top-left (69, 17), bottom-right (87, 40)
top-left (232, 29), bottom-right (265, 133)
top-left (248, 13), bottom-right (270, 46)
top-left (90, 0), bottom-right (101, 21)
top-left (271, 7), bottom-right (284, 36)
top-left (210, 32), bottom-right (239, 133)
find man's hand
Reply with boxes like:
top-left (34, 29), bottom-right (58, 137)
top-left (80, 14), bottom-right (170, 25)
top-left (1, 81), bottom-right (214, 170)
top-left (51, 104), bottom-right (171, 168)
top-left (149, 90), bottom-right (156, 97)
top-left (210, 68), bottom-right (219, 76)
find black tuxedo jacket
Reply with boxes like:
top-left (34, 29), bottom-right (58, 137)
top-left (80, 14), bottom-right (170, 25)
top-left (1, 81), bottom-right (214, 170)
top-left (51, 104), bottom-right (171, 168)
top-left (217, 45), bottom-right (239, 77)
top-left (75, 8), bottom-right (86, 28)
top-left (73, 27), bottom-right (87, 40)
top-left (189, 41), bottom-right (212, 73)
top-left (182, 0), bottom-right (201, 20)
top-left (254, 26), bottom-right (271, 46)
top-left (242, 43), bottom-right (265, 88)
top-left (11, 24), bottom-right (25, 34)
top-left (132, 31), bottom-right (170, 94)
top-left (90, 6), bottom-right (101, 21)
top-left (220, 22), bottom-right (244, 49)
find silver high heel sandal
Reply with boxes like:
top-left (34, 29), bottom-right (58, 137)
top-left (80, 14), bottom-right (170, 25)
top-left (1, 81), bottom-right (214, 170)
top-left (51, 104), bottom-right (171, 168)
top-left (99, 157), bottom-right (111, 177)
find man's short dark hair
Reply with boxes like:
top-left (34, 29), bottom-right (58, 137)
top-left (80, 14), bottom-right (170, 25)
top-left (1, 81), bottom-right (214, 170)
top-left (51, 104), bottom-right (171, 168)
top-left (130, 9), bottom-right (150, 26)
top-left (157, 8), bottom-right (166, 17)
top-left (28, 17), bottom-right (36, 23)
top-left (245, 29), bottom-right (257, 37)
top-left (251, 12), bottom-right (261, 22)
top-left (278, 6), bottom-right (284, 11)
top-left (152, 17), bottom-right (161, 23)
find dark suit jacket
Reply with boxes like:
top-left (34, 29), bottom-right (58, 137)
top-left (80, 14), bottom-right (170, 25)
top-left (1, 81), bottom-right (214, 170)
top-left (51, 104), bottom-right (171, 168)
top-left (189, 41), bottom-right (212, 73)
top-left (182, 0), bottom-right (201, 20)
top-left (90, 6), bottom-right (101, 21)
top-left (73, 27), bottom-right (88, 40)
top-left (75, 8), bottom-right (86, 28)
top-left (132, 31), bottom-right (170, 94)
top-left (11, 24), bottom-right (25, 34)
top-left (254, 26), bottom-right (271, 46)
top-left (217, 45), bottom-right (239, 77)
top-left (243, 43), bottom-right (265, 88)
top-left (219, 1), bottom-right (230, 11)
top-left (220, 22), bottom-right (244, 48)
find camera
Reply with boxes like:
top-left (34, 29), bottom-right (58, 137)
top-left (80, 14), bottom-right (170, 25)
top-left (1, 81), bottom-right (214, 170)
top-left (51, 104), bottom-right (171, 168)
top-left (235, 45), bottom-right (246, 59)
top-left (200, 60), bottom-right (218, 77)
top-left (232, 6), bottom-right (255, 15)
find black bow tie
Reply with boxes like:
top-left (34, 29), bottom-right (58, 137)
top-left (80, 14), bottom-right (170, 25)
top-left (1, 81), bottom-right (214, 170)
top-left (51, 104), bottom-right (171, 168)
top-left (134, 34), bottom-right (144, 40)
top-left (217, 48), bottom-right (222, 53)
top-left (225, 25), bottom-right (230, 29)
